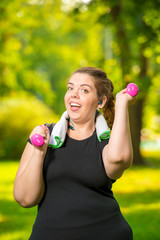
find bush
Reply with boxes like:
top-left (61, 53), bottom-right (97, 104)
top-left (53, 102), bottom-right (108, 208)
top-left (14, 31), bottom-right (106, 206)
top-left (0, 93), bottom-right (59, 159)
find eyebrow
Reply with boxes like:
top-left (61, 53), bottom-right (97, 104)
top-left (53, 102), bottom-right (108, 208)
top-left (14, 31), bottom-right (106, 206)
top-left (67, 82), bottom-right (92, 88)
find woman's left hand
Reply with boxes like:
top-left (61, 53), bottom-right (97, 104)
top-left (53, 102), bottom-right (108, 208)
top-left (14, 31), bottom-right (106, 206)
top-left (116, 88), bottom-right (137, 106)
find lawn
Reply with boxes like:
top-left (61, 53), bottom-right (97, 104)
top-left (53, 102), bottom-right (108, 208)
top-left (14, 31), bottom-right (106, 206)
top-left (0, 159), bottom-right (160, 240)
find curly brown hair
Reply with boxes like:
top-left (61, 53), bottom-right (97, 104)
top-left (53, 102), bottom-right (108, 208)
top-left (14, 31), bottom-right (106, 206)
top-left (73, 67), bottom-right (115, 129)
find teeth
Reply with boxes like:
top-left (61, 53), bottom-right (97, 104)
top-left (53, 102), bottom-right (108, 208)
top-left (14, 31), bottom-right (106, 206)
top-left (71, 103), bottom-right (81, 107)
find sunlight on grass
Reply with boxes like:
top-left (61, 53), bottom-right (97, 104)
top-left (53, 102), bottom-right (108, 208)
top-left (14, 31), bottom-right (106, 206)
top-left (0, 231), bottom-right (28, 240)
top-left (0, 161), bottom-right (36, 240)
top-left (0, 161), bottom-right (18, 201)
top-left (141, 149), bottom-right (160, 158)
top-left (0, 213), bottom-right (10, 223)
top-left (113, 167), bottom-right (160, 193)
top-left (112, 164), bottom-right (160, 240)
top-left (121, 202), bottom-right (160, 214)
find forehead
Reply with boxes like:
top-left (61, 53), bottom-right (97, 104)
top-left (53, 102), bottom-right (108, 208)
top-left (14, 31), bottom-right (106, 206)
top-left (68, 73), bottom-right (95, 87)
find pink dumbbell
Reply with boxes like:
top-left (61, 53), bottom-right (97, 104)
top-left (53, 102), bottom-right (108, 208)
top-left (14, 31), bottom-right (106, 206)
top-left (30, 125), bottom-right (46, 147)
top-left (31, 133), bottom-right (44, 147)
top-left (126, 83), bottom-right (139, 96)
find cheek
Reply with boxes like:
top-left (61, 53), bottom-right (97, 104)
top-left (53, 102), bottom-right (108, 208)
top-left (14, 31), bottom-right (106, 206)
top-left (83, 97), bottom-right (98, 110)
top-left (64, 93), bottom-right (69, 107)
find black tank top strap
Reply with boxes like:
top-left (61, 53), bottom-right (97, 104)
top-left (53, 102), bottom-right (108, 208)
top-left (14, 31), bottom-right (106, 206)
top-left (44, 123), bottom-right (55, 135)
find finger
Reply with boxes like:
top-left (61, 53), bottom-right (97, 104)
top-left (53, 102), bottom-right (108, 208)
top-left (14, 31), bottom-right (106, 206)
top-left (122, 88), bottom-right (127, 94)
top-left (45, 128), bottom-right (50, 142)
top-left (32, 126), bottom-right (46, 138)
top-left (41, 125), bottom-right (50, 137)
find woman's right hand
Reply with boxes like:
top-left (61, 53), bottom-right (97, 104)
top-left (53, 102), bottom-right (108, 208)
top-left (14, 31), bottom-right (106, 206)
top-left (29, 125), bottom-right (50, 152)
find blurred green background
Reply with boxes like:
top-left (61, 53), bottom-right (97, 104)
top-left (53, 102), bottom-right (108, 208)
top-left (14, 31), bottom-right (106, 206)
top-left (0, 0), bottom-right (160, 239)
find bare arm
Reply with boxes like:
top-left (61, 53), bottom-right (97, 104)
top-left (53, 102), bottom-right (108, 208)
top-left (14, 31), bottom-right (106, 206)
top-left (103, 89), bottom-right (134, 180)
top-left (13, 125), bottom-right (50, 208)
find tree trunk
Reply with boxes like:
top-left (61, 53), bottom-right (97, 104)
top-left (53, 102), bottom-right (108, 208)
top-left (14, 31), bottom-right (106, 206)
top-left (110, 2), bottom-right (146, 165)
top-left (129, 99), bottom-right (145, 165)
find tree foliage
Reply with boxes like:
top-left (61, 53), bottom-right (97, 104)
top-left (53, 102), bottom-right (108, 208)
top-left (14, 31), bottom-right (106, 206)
top-left (0, 0), bottom-right (160, 160)
top-left (0, 93), bottom-right (59, 159)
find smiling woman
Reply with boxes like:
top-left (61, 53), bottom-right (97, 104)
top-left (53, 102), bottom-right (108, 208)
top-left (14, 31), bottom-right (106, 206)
top-left (13, 67), bottom-right (135, 240)
top-left (64, 72), bottom-right (101, 136)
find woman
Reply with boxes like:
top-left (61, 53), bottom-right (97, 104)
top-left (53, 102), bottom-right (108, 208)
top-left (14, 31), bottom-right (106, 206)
top-left (13, 67), bottom-right (134, 240)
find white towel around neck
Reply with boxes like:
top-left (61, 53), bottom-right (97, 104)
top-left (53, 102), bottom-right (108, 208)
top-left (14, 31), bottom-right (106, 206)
top-left (49, 111), bottom-right (110, 149)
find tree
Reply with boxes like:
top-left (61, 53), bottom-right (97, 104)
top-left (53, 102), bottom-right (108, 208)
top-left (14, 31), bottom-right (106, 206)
top-left (63, 0), bottom-right (160, 164)
top-left (103, 0), bottom-right (160, 164)
top-left (0, 0), bottom-right (107, 114)
top-left (1, 0), bottom-right (159, 161)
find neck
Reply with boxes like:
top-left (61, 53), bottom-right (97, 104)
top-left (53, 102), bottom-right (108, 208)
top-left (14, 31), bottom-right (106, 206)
top-left (67, 118), bottom-right (95, 140)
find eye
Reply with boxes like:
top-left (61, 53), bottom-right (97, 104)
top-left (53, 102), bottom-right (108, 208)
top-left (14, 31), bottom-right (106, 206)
top-left (81, 89), bottom-right (89, 93)
top-left (67, 86), bottom-right (73, 91)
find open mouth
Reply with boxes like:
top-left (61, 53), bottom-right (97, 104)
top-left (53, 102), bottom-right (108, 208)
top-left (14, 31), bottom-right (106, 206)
top-left (70, 103), bottom-right (81, 107)
top-left (70, 102), bottom-right (82, 111)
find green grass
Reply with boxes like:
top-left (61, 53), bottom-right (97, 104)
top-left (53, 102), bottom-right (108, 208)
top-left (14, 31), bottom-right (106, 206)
top-left (112, 163), bottom-right (160, 240)
top-left (0, 159), bottom-right (160, 240)
top-left (0, 161), bottom-right (37, 240)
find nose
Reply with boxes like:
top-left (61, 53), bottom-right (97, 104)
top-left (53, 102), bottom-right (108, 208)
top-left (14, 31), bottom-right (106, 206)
top-left (71, 88), bottom-right (79, 98)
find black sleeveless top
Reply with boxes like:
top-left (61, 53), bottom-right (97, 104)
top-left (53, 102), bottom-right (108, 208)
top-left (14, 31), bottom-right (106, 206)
top-left (29, 128), bottom-right (133, 240)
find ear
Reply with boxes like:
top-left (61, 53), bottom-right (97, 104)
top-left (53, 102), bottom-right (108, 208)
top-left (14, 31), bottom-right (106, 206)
top-left (97, 95), bottom-right (107, 110)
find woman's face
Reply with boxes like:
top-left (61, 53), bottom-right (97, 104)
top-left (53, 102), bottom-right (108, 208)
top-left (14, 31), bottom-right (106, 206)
top-left (64, 73), bottom-right (99, 124)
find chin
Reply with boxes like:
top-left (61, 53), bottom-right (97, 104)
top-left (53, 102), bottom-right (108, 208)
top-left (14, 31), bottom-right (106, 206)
top-left (67, 110), bottom-right (82, 121)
